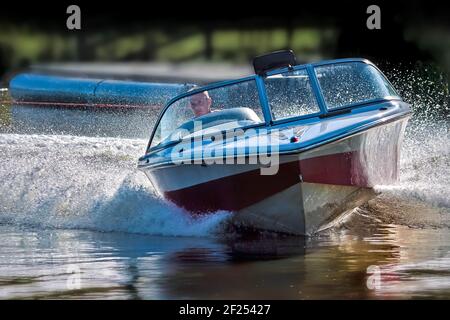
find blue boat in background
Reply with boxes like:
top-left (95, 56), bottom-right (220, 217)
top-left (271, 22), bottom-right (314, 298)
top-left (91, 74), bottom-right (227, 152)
top-left (9, 73), bottom-right (193, 108)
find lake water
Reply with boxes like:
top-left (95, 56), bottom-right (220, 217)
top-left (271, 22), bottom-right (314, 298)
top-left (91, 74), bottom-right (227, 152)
top-left (0, 76), bottom-right (449, 299)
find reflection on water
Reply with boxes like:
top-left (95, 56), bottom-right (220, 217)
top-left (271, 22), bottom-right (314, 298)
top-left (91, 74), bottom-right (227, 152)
top-left (1, 221), bottom-right (449, 299)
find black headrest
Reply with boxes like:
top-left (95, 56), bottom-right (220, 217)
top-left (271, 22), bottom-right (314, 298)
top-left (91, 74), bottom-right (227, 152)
top-left (253, 50), bottom-right (297, 75)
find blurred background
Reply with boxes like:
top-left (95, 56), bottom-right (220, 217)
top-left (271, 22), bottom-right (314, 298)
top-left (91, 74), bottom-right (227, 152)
top-left (0, 1), bottom-right (448, 78)
top-left (0, 0), bottom-right (448, 115)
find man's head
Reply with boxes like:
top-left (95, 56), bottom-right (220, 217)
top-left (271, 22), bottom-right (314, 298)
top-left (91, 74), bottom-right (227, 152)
top-left (189, 91), bottom-right (212, 117)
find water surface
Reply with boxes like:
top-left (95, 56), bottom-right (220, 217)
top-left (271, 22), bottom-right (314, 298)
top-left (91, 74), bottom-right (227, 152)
top-left (0, 76), bottom-right (449, 299)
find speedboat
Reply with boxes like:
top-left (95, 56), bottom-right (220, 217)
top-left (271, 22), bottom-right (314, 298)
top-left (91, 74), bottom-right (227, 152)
top-left (138, 50), bottom-right (412, 235)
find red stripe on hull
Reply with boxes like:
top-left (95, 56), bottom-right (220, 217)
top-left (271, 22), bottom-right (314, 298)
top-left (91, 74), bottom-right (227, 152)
top-left (162, 151), bottom-right (373, 214)
top-left (300, 151), bottom-right (368, 187)
top-left (164, 161), bottom-right (300, 213)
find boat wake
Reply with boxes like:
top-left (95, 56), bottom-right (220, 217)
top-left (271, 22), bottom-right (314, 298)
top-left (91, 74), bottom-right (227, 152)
top-left (364, 118), bottom-right (450, 229)
top-left (0, 133), bottom-right (230, 237)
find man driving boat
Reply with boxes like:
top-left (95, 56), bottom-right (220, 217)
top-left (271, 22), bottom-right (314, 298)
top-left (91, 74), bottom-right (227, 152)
top-left (189, 91), bottom-right (212, 117)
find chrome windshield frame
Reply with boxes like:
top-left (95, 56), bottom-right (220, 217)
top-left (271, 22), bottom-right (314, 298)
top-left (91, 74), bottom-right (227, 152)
top-left (146, 58), bottom-right (402, 153)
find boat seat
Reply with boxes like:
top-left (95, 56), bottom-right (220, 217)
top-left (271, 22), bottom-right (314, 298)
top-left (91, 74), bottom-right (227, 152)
top-left (177, 107), bottom-right (262, 133)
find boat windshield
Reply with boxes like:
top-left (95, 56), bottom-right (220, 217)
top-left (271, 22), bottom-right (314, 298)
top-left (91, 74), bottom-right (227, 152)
top-left (264, 68), bottom-right (321, 120)
top-left (264, 62), bottom-right (400, 119)
top-left (149, 60), bottom-right (401, 150)
top-left (150, 79), bottom-right (264, 148)
top-left (314, 62), bottom-right (399, 109)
